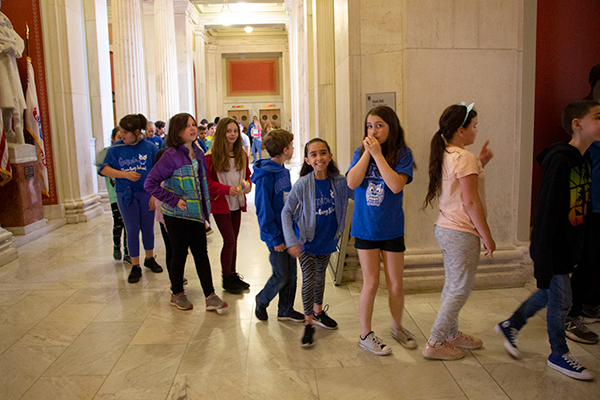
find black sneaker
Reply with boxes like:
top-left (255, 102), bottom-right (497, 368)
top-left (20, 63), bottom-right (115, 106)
top-left (278, 310), bottom-right (305, 322)
top-left (123, 254), bottom-right (132, 264)
top-left (113, 246), bottom-right (122, 260)
top-left (255, 296), bottom-right (268, 321)
top-left (566, 316), bottom-right (599, 344)
top-left (233, 273), bottom-right (250, 290)
top-left (144, 257), bottom-right (163, 273)
top-left (128, 265), bottom-right (142, 283)
top-left (301, 324), bottom-right (315, 347)
top-left (313, 305), bottom-right (338, 329)
top-left (223, 275), bottom-right (243, 294)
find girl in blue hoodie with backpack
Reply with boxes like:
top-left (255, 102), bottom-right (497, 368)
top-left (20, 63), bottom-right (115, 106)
top-left (282, 138), bottom-right (348, 347)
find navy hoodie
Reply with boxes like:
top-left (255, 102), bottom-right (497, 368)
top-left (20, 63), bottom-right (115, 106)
top-left (251, 159), bottom-right (292, 247)
top-left (530, 142), bottom-right (592, 288)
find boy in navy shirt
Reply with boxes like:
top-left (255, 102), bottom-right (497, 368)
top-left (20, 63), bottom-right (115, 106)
top-left (252, 129), bottom-right (303, 322)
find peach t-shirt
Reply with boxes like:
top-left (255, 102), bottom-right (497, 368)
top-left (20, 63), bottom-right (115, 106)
top-left (435, 146), bottom-right (486, 236)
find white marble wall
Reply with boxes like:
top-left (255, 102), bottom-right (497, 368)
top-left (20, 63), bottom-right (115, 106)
top-left (174, 1), bottom-right (195, 114)
top-left (332, 0), bottom-right (532, 287)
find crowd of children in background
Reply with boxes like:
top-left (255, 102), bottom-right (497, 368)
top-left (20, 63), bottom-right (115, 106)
top-left (97, 92), bottom-right (600, 380)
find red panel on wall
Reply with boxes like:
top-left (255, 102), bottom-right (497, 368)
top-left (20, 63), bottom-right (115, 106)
top-left (2, 0), bottom-right (57, 205)
top-left (228, 59), bottom-right (278, 96)
top-left (531, 0), bottom-right (600, 222)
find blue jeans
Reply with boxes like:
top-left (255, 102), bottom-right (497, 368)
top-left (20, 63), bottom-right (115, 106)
top-left (251, 139), bottom-right (263, 162)
top-left (509, 274), bottom-right (572, 356)
top-left (256, 247), bottom-right (297, 316)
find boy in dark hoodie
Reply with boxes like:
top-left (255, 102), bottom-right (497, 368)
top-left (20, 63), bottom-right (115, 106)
top-left (252, 129), bottom-right (304, 322)
top-left (495, 100), bottom-right (600, 380)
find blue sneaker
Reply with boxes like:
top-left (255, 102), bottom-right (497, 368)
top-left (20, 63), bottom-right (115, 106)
top-left (547, 353), bottom-right (594, 380)
top-left (495, 320), bottom-right (521, 359)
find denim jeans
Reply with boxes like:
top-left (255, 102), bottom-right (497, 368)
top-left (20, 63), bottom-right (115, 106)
top-left (509, 274), bottom-right (572, 356)
top-left (251, 139), bottom-right (263, 162)
top-left (256, 247), bottom-right (297, 316)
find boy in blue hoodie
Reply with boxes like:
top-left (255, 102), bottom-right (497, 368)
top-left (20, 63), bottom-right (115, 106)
top-left (252, 129), bottom-right (304, 322)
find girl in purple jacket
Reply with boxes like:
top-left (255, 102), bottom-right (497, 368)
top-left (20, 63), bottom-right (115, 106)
top-left (145, 113), bottom-right (226, 312)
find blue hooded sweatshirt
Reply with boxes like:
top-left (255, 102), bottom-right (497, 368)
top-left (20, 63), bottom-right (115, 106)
top-left (251, 159), bottom-right (292, 247)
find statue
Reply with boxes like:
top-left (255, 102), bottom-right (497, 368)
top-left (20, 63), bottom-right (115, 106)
top-left (0, 0), bottom-right (26, 145)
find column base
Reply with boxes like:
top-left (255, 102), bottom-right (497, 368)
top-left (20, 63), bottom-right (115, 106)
top-left (4, 219), bottom-right (47, 236)
top-left (0, 228), bottom-right (18, 267)
top-left (64, 193), bottom-right (104, 224)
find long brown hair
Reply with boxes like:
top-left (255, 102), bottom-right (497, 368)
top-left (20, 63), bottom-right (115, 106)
top-left (211, 117), bottom-right (245, 172)
top-left (423, 104), bottom-right (477, 208)
top-left (359, 106), bottom-right (410, 174)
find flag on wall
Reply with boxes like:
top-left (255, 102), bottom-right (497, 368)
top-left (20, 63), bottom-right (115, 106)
top-left (25, 57), bottom-right (49, 196)
top-left (0, 126), bottom-right (11, 186)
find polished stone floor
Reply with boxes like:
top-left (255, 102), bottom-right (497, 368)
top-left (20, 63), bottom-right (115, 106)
top-left (1, 205), bottom-right (599, 399)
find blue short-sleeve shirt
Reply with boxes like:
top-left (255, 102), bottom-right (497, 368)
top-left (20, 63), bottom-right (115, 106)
top-left (101, 139), bottom-right (158, 193)
top-left (348, 146), bottom-right (413, 240)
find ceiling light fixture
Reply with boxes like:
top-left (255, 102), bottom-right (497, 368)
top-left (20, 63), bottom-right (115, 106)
top-left (244, 26), bottom-right (253, 34)
top-left (219, 0), bottom-right (233, 25)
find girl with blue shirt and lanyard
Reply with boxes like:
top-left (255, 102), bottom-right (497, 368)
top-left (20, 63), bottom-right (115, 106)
top-left (282, 138), bottom-right (348, 347)
top-left (347, 106), bottom-right (417, 355)
top-left (100, 114), bottom-right (163, 284)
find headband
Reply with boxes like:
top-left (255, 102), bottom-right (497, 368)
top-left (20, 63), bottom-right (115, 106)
top-left (459, 102), bottom-right (475, 127)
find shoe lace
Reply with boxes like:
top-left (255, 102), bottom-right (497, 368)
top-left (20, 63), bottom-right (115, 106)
top-left (507, 327), bottom-right (519, 344)
top-left (573, 317), bottom-right (591, 333)
top-left (370, 334), bottom-right (385, 348)
top-left (457, 331), bottom-right (474, 341)
top-left (563, 353), bottom-right (584, 370)
top-left (320, 304), bottom-right (330, 317)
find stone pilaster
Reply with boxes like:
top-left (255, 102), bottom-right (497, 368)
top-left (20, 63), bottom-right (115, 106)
top-left (112, 0), bottom-right (148, 117)
top-left (155, 0), bottom-right (180, 120)
top-left (39, 0), bottom-right (103, 224)
top-left (193, 29), bottom-right (207, 120)
top-left (174, 0), bottom-right (194, 114)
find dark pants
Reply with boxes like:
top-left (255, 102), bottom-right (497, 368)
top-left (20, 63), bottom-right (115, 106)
top-left (570, 212), bottom-right (600, 316)
top-left (213, 210), bottom-right (242, 277)
top-left (111, 202), bottom-right (128, 254)
top-left (163, 215), bottom-right (214, 296)
top-left (256, 247), bottom-right (297, 317)
top-left (159, 222), bottom-right (171, 272)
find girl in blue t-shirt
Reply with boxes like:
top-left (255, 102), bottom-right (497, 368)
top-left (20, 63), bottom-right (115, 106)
top-left (282, 138), bottom-right (348, 347)
top-left (347, 106), bottom-right (417, 355)
top-left (100, 114), bottom-right (162, 284)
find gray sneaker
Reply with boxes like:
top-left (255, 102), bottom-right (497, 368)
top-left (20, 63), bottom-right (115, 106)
top-left (391, 326), bottom-right (418, 349)
top-left (206, 293), bottom-right (228, 314)
top-left (170, 292), bottom-right (193, 310)
top-left (359, 331), bottom-right (392, 355)
top-left (566, 316), bottom-right (599, 344)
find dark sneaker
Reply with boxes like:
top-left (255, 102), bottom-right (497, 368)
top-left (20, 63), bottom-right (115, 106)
top-left (495, 319), bottom-right (521, 359)
top-left (301, 324), bottom-right (315, 347)
top-left (144, 257), bottom-right (163, 273)
top-left (313, 305), bottom-right (338, 329)
top-left (223, 275), bottom-right (243, 294)
top-left (170, 292), bottom-right (193, 310)
top-left (547, 353), bottom-right (595, 380)
top-left (566, 316), bottom-right (599, 344)
top-left (278, 310), bottom-right (305, 322)
top-left (581, 304), bottom-right (600, 324)
top-left (255, 296), bottom-right (268, 321)
top-left (127, 265), bottom-right (142, 283)
top-left (113, 246), bottom-right (122, 260)
top-left (123, 254), bottom-right (132, 264)
top-left (359, 331), bottom-right (392, 356)
top-left (232, 273), bottom-right (250, 290)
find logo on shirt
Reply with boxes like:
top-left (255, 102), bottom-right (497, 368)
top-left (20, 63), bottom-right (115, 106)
top-left (366, 181), bottom-right (384, 206)
top-left (569, 164), bottom-right (591, 226)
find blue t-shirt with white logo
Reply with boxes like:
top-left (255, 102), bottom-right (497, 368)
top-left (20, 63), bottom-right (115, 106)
top-left (102, 139), bottom-right (158, 193)
top-left (348, 146), bottom-right (413, 240)
top-left (146, 136), bottom-right (164, 150)
top-left (303, 178), bottom-right (338, 255)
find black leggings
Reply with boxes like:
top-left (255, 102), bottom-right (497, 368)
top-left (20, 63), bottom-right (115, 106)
top-left (111, 202), bottom-right (128, 254)
top-left (163, 215), bottom-right (214, 296)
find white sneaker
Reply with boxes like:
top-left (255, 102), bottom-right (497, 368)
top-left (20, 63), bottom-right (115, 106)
top-left (359, 331), bottom-right (392, 356)
top-left (391, 327), bottom-right (418, 349)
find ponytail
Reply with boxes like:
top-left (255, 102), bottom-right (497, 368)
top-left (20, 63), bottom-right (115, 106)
top-left (119, 113), bottom-right (148, 135)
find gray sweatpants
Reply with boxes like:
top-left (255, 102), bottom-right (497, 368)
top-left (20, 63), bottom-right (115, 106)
top-left (429, 225), bottom-right (481, 344)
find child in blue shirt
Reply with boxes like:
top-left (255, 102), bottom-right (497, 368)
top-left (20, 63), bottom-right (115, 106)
top-left (282, 138), bottom-right (348, 347)
top-left (252, 129), bottom-right (303, 322)
top-left (145, 121), bottom-right (164, 150)
top-left (347, 106), bottom-right (417, 355)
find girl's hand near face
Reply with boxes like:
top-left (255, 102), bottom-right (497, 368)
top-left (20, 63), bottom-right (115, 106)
top-left (366, 136), bottom-right (382, 157)
top-left (362, 137), bottom-right (371, 155)
top-left (479, 140), bottom-right (494, 168)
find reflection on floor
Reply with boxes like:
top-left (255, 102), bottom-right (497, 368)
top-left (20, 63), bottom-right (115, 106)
top-left (0, 206), bottom-right (599, 399)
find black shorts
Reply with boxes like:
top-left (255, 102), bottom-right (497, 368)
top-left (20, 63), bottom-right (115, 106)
top-left (353, 236), bottom-right (405, 253)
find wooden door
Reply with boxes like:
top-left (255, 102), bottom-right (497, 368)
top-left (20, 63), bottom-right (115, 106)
top-left (227, 110), bottom-right (250, 131)
top-left (259, 109), bottom-right (281, 129)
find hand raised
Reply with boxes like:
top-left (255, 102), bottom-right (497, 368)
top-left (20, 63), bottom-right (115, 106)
top-left (479, 140), bottom-right (494, 167)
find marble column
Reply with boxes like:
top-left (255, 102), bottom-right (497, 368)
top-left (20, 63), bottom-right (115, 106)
top-left (286, 0), bottom-right (310, 166)
top-left (39, 0), bottom-right (103, 223)
top-left (311, 0), bottom-right (337, 154)
top-left (112, 0), bottom-right (148, 117)
top-left (0, 223), bottom-right (18, 267)
top-left (205, 44), bottom-right (220, 120)
top-left (193, 29), bottom-right (207, 120)
top-left (174, 0), bottom-right (194, 114)
top-left (155, 0), bottom-right (180, 121)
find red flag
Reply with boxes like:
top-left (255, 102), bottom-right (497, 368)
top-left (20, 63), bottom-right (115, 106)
top-left (0, 125), bottom-right (11, 186)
